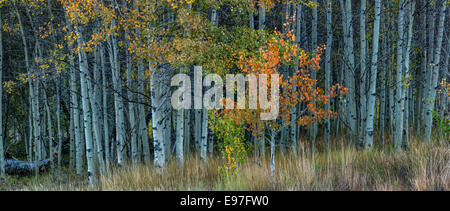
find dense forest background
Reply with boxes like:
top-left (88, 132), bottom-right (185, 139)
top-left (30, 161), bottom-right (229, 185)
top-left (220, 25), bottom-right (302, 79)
top-left (0, 0), bottom-right (448, 190)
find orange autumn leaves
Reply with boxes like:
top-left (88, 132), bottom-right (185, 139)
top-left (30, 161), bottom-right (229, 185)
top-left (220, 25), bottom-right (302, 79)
top-left (222, 28), bottom-right (347, 135)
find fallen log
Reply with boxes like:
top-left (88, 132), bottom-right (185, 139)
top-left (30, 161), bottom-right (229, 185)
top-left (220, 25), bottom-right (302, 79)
top-left (5, 158), bottom-right (52, 175)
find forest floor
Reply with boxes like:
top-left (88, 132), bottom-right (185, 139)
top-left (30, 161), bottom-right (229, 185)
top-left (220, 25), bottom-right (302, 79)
top-left (1, 137), bottom-right (448, 191)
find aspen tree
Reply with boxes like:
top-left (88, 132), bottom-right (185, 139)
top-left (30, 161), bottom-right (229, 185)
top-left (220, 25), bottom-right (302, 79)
top-left (364, 0), bottom-right (382, 149)
top-left (324, 0), bottom-right (332, 151)
top-left (0, 11), bottom-right (4, 181)
top-left (424, 2), bottom-right (447, 143)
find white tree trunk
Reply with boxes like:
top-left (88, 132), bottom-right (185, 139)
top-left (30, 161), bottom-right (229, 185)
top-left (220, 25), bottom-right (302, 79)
top-left (324, 0), bottom-right (332, 151)
top-left (364, 0), bottom-right (382, 149)
top-left (270, 128), bottom-right (276, 178)
top-left (108, 20), bottom-right (126, 170)
top-left (424, 3), bottom-right (447, 143)
top-left (69, 97), bottom-right (75, 168)
top-left (291, 3), bottom-right (302, 155)
top-left (200, 108), bottom-right (208, 162)
top-left (77, 29), bottom-right (97, 187)
top-left (100, 46), bottom-right (111, 167)
top-left (258, 4), bottom-right (266, 157)
top-left (176, 108), bottom-right (184, 164)
top-left (258, 3), bottom-right (266, 31)
top-left (70, 54), bottom-right (82, 176)
top-left (401, 1), bottom-right (415, 148)
top-left (422, 4), bottom-right (436, 140)
top-left (359, 0), bottom-right (367, 147)
top-left (16, 4), bottom-right (41, 174)
top-left (340, 0), bottom-right (357, 146)
top-left (309, 0), bottom-right (318, 153)
top-left (394, 0), bottom-right (406, 151)
top-left (151, 64), bottom-right (173, 168)
top-left (126, 46), bottom-right (138, 166)
top-left (87, 50), bottom-right (105, 173)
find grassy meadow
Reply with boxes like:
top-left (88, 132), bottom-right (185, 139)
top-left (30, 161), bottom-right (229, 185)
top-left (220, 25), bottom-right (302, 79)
top-left (1, 136), bottom-right (448, 191)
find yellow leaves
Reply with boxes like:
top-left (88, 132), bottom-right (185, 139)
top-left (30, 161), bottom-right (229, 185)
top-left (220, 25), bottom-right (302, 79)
top-left (1, 19), bottom-right (12, 33)
top-left (3, 81), bottom-right (16, 95)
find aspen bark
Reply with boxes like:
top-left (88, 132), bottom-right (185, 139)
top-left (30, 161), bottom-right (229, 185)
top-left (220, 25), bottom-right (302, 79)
top-left (424, 3), bottom-right (447, 143)
top-left (401, 1), bottom-right (415, 148)
top-left (340, 0), bottom-right (357, 146)
top-left (108, 19), bottom-right (127, 170)
top-left (309, 0), bottom-right (318, 154)
top-left (364, 0), bottom-right (382, 148)
top-left (76, 29), bottom-right (97, 187)
top-left (359, 0), bottom-right (367, 147)
top-left (291, 3), bottom-right (302, 155)
top-left (100, 46), bottom-right (111, 166)
top-left (270, 128), bottom-right (276, 178)
top-left (126, 45), bottom-right (138, 166)
top-left (176, 108), bottom-right (184, 164)
top-left (324, 0), bottom-right (332, 151)
top-left (16, 3), bottom-right (40, 174)
top-left (394, 0), bottom-right (406, 151)
top-left (151, 64), bottom-right (173, 169)
top-left (200, 108), bottom-right (208, 162)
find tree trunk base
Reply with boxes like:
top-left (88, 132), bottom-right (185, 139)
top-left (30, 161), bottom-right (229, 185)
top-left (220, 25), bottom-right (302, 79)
top-left (5, 158), bottom-right (52, 175)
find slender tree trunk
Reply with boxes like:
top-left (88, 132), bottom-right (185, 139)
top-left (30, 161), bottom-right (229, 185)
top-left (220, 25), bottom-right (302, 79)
top-left (175, 107), bottom-right (184, 164)
top-left (359, 0), bottom-right (368, 147)
top-left (394, 0), bottom-right (406, 151)
top-left (100, 46), bottom-right (111, 167)
top-left (258, 3), bottom-right (266, 157)
top-left (324, 0), bottom-right (332, 152)
top-left (184, 109), bottom-right (191, 156)
top-left (364, 0), bottom-right (382, 149)
top-left (194, 67), bottom-right (201, 151)
top-left (424, 3), bottom-right (447, 143)
top-left (194, 109), bottom-right (201, 151)
top-left (138, 61), bottom-right (150, 163)
top-left (200, 108), bottom-right (208, 162)
top-left (28, 108), bottom-right (33, 162)
top-left (379, 10), bottom-right (387, 145)
top-left (76, 29), bottom-right (97, 187)
top-left (415, 3), bottom-right (426, 135)
top-left (151, 63), bottom-right (173, 169)
top-left (340, 0), bottom-right (357, 146)
top-left (69, 105), bottom-right (75, 168)
top-left (309, 0), bottom-right (318, 154)
top-left (70, 53), bottom-right (82, 176)
top-left (402, 1), bottom-right (415, 148)
top-left (422, 4), bottom-right (435, 140)
top-left (0, 12), bottom-right (4, 181)
top-left (42, 84), bottom-right (54, 170)
top-left (87, 49), bottom-right (105, 173)
top-left (56, 78), bottom-right (63, 170)
top-left (270, 128), bottom-right (276, 178)
top-left (126, 43), bottom-right (138, 166)
top-left (108, 19), bottom-right (126, 170)
top-left (291, 3), bottom-right (302, 155)
top-left (16, 4), bottom-right (40, 175)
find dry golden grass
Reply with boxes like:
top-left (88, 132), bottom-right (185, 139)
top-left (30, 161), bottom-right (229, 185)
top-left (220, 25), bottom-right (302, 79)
top-left (3, 137), bottom-right (449, 191)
